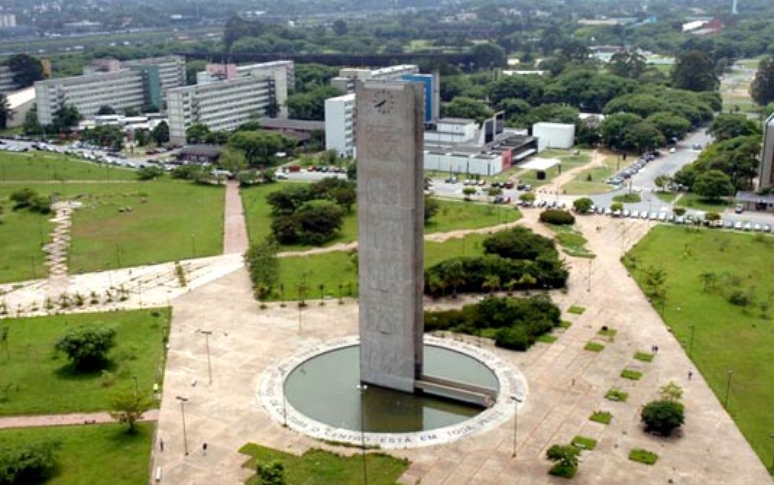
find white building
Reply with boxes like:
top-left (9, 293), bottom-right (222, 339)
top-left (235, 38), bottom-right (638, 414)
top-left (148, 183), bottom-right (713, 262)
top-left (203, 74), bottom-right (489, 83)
top-left (4, 87), bottom-right (35, 128)
top-left (330, 65), bottom-right (419, 93)
top-left (758, 113), bottom-right (774, 191)
top-left (532, 122), bottom-right (575, 151)
top-left (122, 56), bottom-right (187, 101)
top-left (0, 14), bottom-right (16, 28)
top-left (35, 70), bottom-right (148, 126)
top-left (167, 72), bottom-right (287, 144)
top-left (0, 65), bottom-right (19, 94)
top-left (324, 93), bottom-right (356, 157)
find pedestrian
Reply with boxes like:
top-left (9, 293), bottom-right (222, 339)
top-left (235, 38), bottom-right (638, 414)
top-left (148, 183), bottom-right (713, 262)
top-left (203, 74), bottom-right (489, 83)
top-left (654, 345), bottom-right (659, 354)
top-left (688, 370), bottom-right (693, 380)
top-left (202, 442), bottom-right (208, 456)
top-left (159, 438), bottom-right (164, 452)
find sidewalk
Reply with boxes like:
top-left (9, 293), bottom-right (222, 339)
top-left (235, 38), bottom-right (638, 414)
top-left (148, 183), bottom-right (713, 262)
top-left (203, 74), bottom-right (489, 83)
top-left (0, 410), bottom-right (159, 429)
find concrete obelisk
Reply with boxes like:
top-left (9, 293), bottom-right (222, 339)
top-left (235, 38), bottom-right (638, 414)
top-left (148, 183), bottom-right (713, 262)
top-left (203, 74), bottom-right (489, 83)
top-left (356, 80), bottom-right (425, 393)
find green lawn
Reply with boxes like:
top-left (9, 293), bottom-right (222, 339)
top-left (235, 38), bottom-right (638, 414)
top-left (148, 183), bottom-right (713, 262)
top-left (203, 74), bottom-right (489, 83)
top-left (274, 233), bottom-right (489, 301)
top-left (626, 225), bottom-right (774, 468)
top-left (563, 152), bottom-right (619, 195)
top-left (240, 443), bottom-right (409, 485)
top-left (675, 193), bottom-right (732, 213)
top-left (0, 423), bottom-right (153, 485)
top-left (0, 204), bottom-right (55, 283)
top-left (0, 308), bottom-right (170, 416)
top-left (546, 224), bottom-right (594, 258)
top-left (241, 182), bottom-right (520, 249)
top-left (0, 151), bottom-right (136, 181)
top-left (655, 191), bottom-right (678, 203)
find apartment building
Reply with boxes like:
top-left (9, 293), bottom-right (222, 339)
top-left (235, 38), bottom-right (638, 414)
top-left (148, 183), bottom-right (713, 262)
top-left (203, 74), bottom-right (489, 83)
top-left (330, 64), bottom-right (419, 94)
top-left (0, 65), bottom-right (17, 94)
top-left (324, 93), bottom-right (356, 157)
top-left (122, 55), bottom-right (187, 100)
top-left (167, 72), bottom-right (287, 144)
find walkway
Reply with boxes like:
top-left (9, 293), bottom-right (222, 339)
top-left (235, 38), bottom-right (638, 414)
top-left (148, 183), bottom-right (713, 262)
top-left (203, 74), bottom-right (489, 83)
top-left (43, 201), bottom-right (77, 296)
top-left (222, 180), bottom-right (249, 255)
top-left (0, 410), bottom-right (159, 430)
top-left (151, 210), bottom-right (772, 485)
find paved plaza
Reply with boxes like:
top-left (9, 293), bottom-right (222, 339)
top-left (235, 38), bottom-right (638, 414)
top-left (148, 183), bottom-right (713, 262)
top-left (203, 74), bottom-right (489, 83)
top-left (150, 211), bottom-right (772, 485)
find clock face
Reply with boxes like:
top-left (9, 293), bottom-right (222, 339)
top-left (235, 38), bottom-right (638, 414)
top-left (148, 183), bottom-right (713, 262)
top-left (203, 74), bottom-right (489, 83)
top-left (372, 89), bottom-right (395, 115)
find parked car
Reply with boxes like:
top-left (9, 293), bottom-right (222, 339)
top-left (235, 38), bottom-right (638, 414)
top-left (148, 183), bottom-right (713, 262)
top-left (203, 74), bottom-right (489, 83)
top-left (735, 204), bottom-right (744, 214)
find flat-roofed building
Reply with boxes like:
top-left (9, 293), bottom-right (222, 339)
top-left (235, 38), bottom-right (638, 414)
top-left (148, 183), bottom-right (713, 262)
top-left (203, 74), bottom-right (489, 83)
top-left (330, 64), bottom-right (419, 94)
top-left (324, 93), bottom-right (356, 157)
top-left (167, 73), bottom-right (286, 144)
top-left (758, 113), bottom-right (774, 191)
top-left (0, 65), bottom-right (18, 94)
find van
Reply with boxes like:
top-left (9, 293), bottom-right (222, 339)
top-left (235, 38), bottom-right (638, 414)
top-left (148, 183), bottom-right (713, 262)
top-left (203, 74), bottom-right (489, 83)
top-left (735, 204), bottom-right (744, 214)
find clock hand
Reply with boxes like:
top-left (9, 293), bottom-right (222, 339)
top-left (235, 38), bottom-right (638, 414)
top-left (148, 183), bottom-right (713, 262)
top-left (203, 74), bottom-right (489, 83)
top-left (374, 100), bottom-right (387, 108)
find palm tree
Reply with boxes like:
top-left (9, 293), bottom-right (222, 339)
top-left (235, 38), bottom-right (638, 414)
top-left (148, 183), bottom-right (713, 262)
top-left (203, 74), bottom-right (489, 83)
top-left (698, 271), bottom-right (717, 292)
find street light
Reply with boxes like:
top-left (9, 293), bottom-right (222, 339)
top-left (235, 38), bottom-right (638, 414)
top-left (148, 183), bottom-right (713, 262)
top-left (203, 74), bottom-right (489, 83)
top-left (724, 370), bottom-right (733, 408)
top-left (356, 384), bottom-right (368, 485)
top-left (510, 395), bottom-right (523, 458)
top-left (175, 396), bottom-right (189, 456)
top-left (197, 329), bottom-right (213, 385)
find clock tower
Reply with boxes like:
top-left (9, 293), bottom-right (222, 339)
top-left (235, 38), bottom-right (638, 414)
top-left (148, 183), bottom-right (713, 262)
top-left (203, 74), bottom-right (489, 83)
top-left (356, 81), bottom-right (425, 393)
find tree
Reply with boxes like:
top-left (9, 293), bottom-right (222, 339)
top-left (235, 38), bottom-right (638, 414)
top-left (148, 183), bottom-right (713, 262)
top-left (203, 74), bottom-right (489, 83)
top-left (294, 200), bottom-right (344, 244)
top-left (0, 95), bottom-right (10, 130)
top-left (228, 130), bottom-right (295, 168)
top-left (109, 390), bottom-right (152, 433)
top-left (707, 114), bottom-right (760, 142)
top-left (137, 166), bottom-right (164, 180)
top-left (286, 85), bottom-right (342, 121)
top-left (599, 112), bottom-right (642, 150)
top-left (462, 187), bottom-right (477, 200)
top-left (641, 399), bottom-right (685, 436)
top-left (671, 50), bottom-right (719, 92)
top-left (660, 381), bottom-right (684, 401)
top-left (245, 238), bottom-right (280, 299)
top-left (186, 123), bottom-right (211, 144)
top-left (608, 50), bottom-right (647, 79)
top-left (519, 192), bottom-right (536, 204)
top-left (218, 147), bottom-right (247, 175)
top-left (751, 56), bottom-right (774, 106)
top-left (573, 197), bottom-right (593, 213)
top-left (622, 121), bottom-right (665, 153)
top-left (332, 19), bottom-right (348, 36)
top-left (0, 440), bottom-right (60, 484)
top-left (8, 54), bottom-right (45, 88)
top-left (698, 271), bottom-right (717, 292)
top-left (546, 444), bottom-right (581, 477)
top-left (52, 104), bottom-right (81, 133)
top-left (646, 112), bottom-right (691, 141)
top-left (54, 326), bottom-right (116, 371)
top-left (471, 43), bottom-right (507, 69)
top-left (654, 175), bottom-right (672, 192)
top-left (693, 170), bottom-right (734, 200)
top-left (442, 97), bottom-right (493, 123)
top-left (151, 121), bottom-right (169, 147)
top-left (23, 108), bottom-right (42, 136)
top-left (424, 196), bottom-right (440, 224)
top-left (97, 105), bottom-right (116, 115)
top-left (257, 460), bottom-right (286, 485)
top-left (610, 202), bottom-right (624, 212)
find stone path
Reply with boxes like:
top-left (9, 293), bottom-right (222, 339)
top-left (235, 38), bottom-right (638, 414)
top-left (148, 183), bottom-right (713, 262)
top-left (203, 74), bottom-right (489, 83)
top-left (150, 210), bottom-right (772, 485)
top-left (43, 201), bottom-right (80, 296)
top-left (0, 410), bottom-right (159, 430)
top-left (223, 180), bottom-right (249, 255)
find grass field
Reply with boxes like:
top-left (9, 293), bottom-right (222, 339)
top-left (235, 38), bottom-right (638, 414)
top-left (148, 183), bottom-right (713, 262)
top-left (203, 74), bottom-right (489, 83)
top-left (626, 225), bottom-right (774, 468)
top-left (675, 193), bottom-right (732, 213)
top-left (0, 204), bottom-right (54, 283)
top-left (563, 152), bottom-right (619, 195)
top-left (0, 423), bottom-right (153, 485)
top-left (241, 182), bottom-right (519, 248)
top-left (240, 443), bottom-right (409, 485)
top-left (0, 151), bottom-right (136, 181)
top-left (274, 233), bottom-right (489, 301)
top-left (0, 308), bottom-right (170, 416)
top-left (0, 180), bottom-right (225, 273)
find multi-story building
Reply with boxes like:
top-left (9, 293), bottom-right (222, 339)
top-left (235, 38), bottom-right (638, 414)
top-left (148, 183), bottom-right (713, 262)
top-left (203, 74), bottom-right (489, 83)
top-left (0, 14), bottom-right (17, 28)
top-left (197, 60), bottom-right (294, 90)
top-left (34, 55), bottom-right (186, 125)
top-left (35, 70), bottom-right (154, 126)
top-left (324, 93), bottom-right (356, 157)
top-left (167, 72), bottom-right (287, 144)
top-left (0, 65), bottom-right (18, 94)
top-left (330, 65), bottom-right (419, 94)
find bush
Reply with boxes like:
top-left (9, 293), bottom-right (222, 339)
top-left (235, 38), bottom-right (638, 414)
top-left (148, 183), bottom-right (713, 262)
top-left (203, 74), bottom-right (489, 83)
top-left (0, 440), bottom-right (60, 484)
top-left (573, 197), bottom-right (593, 213)
top-left (495, 326), bottom-right (532, 350)
top-left (621, 369), bottom-right (643, 380)
top-left (9, 188), bottom-right (51, 213)
top-left (641, 399), bottom-right (684, 436)
top-left (136, 165), bottom-right (164, 180)
top-left (629, 449), bottom-right (659, 465)
top-left (483, 226), bottom-right (557, 260)
top-left (589, 411), bottom-right (612, 425)
top-left (584, 341), bottom-right (604, 352)
top-left (54, 326), bottom-right (117, 371)
top-left (605, 389), bottom-right (628, 402)
top-left (539, 209), bottom-right (575, 225)
top-left (546, 444), bottom-right (580, 477)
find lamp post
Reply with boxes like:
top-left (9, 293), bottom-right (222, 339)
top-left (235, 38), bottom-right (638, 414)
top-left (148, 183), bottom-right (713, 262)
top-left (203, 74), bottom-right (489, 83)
top-left (510, 395), bottom-right (523, 458)
top-left (175, 396), bottom-right (189, 456)
top-left (356, 384), bottom-right (368, 484)
top-left (197, 329), bottom-right (213, 385)
top-left (724, 370), bottom-right (733, 408)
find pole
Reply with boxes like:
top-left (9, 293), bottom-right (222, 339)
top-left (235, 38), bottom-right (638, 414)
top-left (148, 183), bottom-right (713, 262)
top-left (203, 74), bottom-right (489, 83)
top-left (724, 370), bottom-right (733, 408)
top-left (689, 324), bottom-right (695, 358)
top-left (199, 330), bottom-right (213, 385)
top-left (357, 384), bottom-right (368, 485)
top-left (176, 396), bottom-right (189, 455)
top-left (298, 305), bottom-right (302, 333)
top-left (511, 395), bottom-right (522, 457)
top-left (132, 375), bottom-right (138, 395)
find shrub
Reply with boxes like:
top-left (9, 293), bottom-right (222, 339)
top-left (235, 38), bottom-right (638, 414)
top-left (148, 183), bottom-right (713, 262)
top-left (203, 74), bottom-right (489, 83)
top-left (539, 209), bottom-right (575, 225)
top-left (54, 326), bottom-right (117, 371)
top-left (573, 197), bottom-right (593, 213)
top-left (727, 290), bottom-right (751, 307)
top-left (629, 449), bottom-right (659, 465)
top-left (546, 444), bottom-right (580, 478)
top-left (584, 341), bottom-right (604, 352)
top-left (589, 411), bottom-right (612, 425)
top-left (621, 369), bottom-right (643, 380)
top-left (0, 440), bottom-right (60, 484)
top-left (571, 436), bottom-right (597, 451)
top-left (483, 226), bottom-right (557, 260)
top-left (634, 351), bottom-right (654, 362)
top-left (495, 326), bottom-right (532, 350)
top-left (567, 305), bottom-right (585, 314)
top-left (605, 389), bottom-right (628, 402)
top-left (641, 399), bottom-right (684, 436)
top-left (137, 165), bottom-right (164, 180)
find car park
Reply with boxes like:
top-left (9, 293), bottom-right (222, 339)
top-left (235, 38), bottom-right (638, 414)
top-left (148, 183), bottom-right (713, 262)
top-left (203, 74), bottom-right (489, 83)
top-left (764, 224), bottom-right (772, 233)
top-left (623, 209), bottom-right (630, 217)
top-left (754, 223), bottom-right (762, 232)
top-left (744, 222), bottom-right (753, 231)
top-left (734, 221), bottom-right (743, 230)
